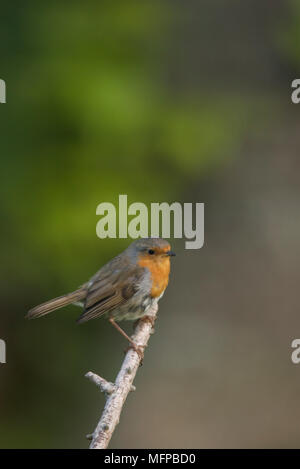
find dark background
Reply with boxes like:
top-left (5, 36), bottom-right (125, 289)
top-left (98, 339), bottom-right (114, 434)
top-left (1, 0), bottom-right (300, 448)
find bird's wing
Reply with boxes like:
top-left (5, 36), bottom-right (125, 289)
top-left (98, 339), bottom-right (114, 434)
top-left (76, 255), bottom-right (145, 323)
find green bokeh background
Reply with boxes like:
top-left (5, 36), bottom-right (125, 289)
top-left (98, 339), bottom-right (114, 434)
top-left (1, 0), bottom-right (300, 448)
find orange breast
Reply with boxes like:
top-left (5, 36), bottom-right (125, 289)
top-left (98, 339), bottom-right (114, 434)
top-left (138, 256), bottom-right (170, 298)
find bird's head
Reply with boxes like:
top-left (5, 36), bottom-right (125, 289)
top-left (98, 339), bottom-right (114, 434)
top-left (128, 237), bottom-right (176, 262)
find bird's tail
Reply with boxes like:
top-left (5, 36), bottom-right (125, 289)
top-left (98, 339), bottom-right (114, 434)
top-left (26, 287), bottom-right (87, 320)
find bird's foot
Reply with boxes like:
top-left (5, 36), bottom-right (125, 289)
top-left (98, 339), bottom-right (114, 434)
top-left (140, 315), bottom-right (156, 328)
top-left (133, 315), bottom-right (156, 330)
top-left (124, 343), bottom-right (146, 365)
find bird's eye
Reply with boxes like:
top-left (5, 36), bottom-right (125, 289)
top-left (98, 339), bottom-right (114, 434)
top-left (148, 249), bottom-right (155, 255)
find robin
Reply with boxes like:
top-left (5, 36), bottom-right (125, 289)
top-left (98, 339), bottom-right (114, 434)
top-left (26, 238), bottom-right (175, 358)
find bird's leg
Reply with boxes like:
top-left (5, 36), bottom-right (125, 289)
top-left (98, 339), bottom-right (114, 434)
top-left (109, 318), bottom-right (145, 361)
top-left (109, 317), bottom-right (135, 346)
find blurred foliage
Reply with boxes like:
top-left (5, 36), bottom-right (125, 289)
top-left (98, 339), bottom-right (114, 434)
top-left (0, 0), bottom-right (253, 292)
top-left (278, 0), bottom-right (300, 69)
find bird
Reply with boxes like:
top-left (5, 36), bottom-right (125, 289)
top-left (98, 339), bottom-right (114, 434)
top-left (26, 238), bottom-right (175, 357)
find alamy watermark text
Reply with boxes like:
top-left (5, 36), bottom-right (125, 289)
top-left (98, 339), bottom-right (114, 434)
top-left (0, 79), bottom-right (6, 103)
top-left (96, 195), bottom-right (204, 249)
top-left (0, 339), bottom-right (6, 364)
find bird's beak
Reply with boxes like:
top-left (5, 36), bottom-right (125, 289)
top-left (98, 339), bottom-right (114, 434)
top-left (166, 250), bottom-right (176, 257)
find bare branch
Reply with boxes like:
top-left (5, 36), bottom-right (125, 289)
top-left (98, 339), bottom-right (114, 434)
top-left (85, 304), bottom-right (158, 449)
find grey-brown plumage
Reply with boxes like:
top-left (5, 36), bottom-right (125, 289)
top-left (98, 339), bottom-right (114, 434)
top-left (26, 238), bottom-right (174, 324)
top-left (26, 288), bottom-right (86, 319)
